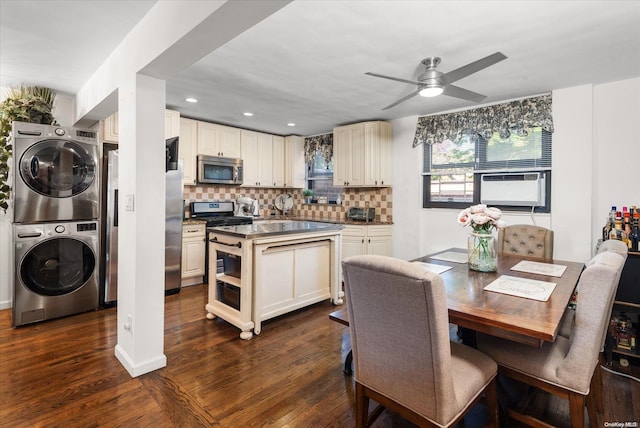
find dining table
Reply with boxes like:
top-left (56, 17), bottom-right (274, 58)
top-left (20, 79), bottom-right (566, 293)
top-left (330, 248), bottom-right (585, 374)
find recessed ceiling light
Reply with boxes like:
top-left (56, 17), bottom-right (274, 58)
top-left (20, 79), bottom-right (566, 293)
top-left (243, 112), bottom-right (254, 117)
top-left (287, 123), bottom-right (296, 127)
top-left (185, 97), bottom-right (198, 103)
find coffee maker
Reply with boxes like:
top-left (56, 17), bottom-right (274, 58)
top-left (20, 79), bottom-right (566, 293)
top-left (235, 196), bottom-right (259, 217)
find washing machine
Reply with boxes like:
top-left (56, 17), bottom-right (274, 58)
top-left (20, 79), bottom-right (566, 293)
top-left (12, 121), bottom-right (99, 224)
top-left (13, 220), bottom-right (99, 326)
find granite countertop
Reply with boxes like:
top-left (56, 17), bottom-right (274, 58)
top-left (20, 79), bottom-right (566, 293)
top-left (207, 221), bottom-right (344, 239)
top-left (185, 216), bottom-right (392, 226)
top-left (183, 219), bottom-right (207, 225)
top-left (254, 215), bottom-right (393, 226)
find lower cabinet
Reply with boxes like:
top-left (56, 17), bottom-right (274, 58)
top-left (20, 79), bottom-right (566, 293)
top-left (341, 224), bottom-right (392, 258)
top-left (181, 223), bottom-right (206, 286)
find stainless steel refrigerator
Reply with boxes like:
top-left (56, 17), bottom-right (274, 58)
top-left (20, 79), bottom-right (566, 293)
top-left (102, 139), bottom-right (183, 305)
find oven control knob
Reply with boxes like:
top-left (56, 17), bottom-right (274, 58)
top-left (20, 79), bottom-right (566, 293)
top-left (55, 225), bottom-right (65, 234)
top-left (55, 128), bottom-right (65, 136)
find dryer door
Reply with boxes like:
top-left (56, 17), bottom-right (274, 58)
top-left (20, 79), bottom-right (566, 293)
top-left (19, 140), bottom-right (97, 198)
top-left (20, 237), bottom-right (96, 296)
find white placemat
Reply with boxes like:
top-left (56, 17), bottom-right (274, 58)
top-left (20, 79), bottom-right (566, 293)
top-left (510, 260), bottom-right (567, 277)
top-left (411, 262), bottom-right (453, 274)
top-left (428, 251), bottom-right (468, 264)
top-left (484, 275), bottom-right (557, 302)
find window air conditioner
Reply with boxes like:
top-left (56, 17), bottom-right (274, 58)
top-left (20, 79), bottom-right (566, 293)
top-left (480, 172), bottom-right (544, 206)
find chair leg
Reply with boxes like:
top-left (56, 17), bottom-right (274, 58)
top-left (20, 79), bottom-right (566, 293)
top-left (586, 390), bottom-right (598, 428)
top-left (568, 392), bottom-right (585, 428)
top-left (355, 382), bottom-right (369, 428)
top-left (484, 378), bottom-right (500, 428)
top-left (593, 356), bottom-right (604, 414)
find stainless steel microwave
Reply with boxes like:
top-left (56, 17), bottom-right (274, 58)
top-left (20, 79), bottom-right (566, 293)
top-left (197, 155), bottom-right (243, 185)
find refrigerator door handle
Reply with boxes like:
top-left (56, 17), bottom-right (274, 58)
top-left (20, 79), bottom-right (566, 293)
top-left (113, 189), bottom-right (118, 227)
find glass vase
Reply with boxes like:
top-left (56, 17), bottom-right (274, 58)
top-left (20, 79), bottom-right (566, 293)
top-left (468, 231), bottom-right (498, 272)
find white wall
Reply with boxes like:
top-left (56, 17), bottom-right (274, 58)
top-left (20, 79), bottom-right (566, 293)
top-left (592, 78), bottom-right (640, 246)
top-left (391, 77), bottom-right (640, 264)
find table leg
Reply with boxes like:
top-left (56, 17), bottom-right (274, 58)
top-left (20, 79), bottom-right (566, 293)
top-left (459, 326), bottom-right (478, 348)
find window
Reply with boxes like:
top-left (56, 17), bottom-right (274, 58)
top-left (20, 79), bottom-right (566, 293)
top-left (423, 127), bottom-right (552, 212)
top-left (304, 134), bottom-right (342, 202)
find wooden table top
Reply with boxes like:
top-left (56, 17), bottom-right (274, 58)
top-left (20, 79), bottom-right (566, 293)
top-left (331, 249), bottom-right (585, 347)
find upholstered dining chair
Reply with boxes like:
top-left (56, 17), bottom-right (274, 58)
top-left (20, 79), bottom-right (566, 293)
top-left (558, 240), bottom-right (629, 339)
top-left (342, 255), bottom-right (500, 428)
top-left (556, 241), bottom-right (628, 414)
top-left (476, 251), bottom-right (626, 428)
top-left (497, 224), bottom-right (554, 259)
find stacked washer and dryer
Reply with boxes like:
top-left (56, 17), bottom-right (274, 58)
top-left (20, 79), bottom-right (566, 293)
top-left (11, 122), bottom-right (100, 326)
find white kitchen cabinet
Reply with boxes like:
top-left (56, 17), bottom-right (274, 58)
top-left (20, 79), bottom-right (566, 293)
top-left (100, 109), bottom-right (181, 142)
top-left (240, 129), bottom-right (259, 186)
top-left (341, 224), bottom-right (392, 258)
top-left (241, 132), bottom-right (285, 187)
top-left (181, 223), bottom-right (206, 286)
top-left (257, 132), bottom-right (274, 186)
top-left (271, 135), bottom-right (285, 187)
top-left (284, 135), bottom-right (305, 188)
top-left (333, 121), bottom-right (392, 187)
top-left (102, 112), bottom-right (119, 142)
top-left (165, 109), bottom-right (180, 139)
top-left (179, 118), bottom-right (198, 186)
top-left (197, 121), bottom-right (242, 158)
top-left (256, 240), bottom-right (330, 319)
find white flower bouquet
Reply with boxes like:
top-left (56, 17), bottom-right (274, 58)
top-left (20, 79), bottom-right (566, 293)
top-left (457, 204), bottom-right (506, 234)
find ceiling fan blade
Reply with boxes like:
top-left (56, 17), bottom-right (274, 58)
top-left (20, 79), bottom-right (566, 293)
top-left (440, 52), bottom-right (507, 85)
top-left (365, 72), bottom-right (421, 86)
top-left (442, 85), bottom-right (487, 103)
top-left (382, 89), bottom-right (421, 110)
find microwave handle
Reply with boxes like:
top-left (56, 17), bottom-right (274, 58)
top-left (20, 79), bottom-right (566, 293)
top-left (233, 167), bottom-right (239, 183)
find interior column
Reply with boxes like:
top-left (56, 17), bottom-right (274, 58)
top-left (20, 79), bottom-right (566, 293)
top-left (114, 74), bottom-right (167, 377)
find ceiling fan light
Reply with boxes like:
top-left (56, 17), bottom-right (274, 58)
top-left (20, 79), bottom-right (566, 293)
top-left (419, 86), bottom-right (443, 97)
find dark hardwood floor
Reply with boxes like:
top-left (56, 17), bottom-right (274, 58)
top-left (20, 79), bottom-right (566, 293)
top-left (0, 284), bottom-right (638, 427)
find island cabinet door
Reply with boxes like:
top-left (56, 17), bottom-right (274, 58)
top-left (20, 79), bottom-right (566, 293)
top-left (254, 240), bottom-right (331, 329)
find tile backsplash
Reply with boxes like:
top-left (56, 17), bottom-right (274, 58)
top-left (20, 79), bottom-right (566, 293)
top-left (183, 186), bottom-right (393, 223)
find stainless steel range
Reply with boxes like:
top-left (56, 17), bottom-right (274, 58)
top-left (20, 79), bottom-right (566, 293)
top-left (190, 201), bottom-right (254, 227)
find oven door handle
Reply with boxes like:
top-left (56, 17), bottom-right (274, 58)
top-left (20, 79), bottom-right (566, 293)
top-left (209, 237), bottom-right (242, 248)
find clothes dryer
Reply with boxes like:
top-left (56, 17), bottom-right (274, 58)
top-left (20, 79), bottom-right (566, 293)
top-left (13, 220), bottom-right (99, 326)
top-left (12, 121), bottom-right (99, 223)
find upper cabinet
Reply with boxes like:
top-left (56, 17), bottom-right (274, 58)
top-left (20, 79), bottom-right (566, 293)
top-left (241, 132), bottom-right (304, 188)
top-left (100, 109), bottom-right (180, 142)
top-left (284, 135), bottom-right (305, 188)
top-left (102, 112), bottom-right (119, 142)
top-left (197, 122), bottom-right (242, 158)
top-left (241, 132), bottom-right (285, 187)
top-left (165, 109), bottom-right (180, 139)
top-left (333, 121), bottom-right (392, 187)
top-left (180, 118), bottom-right (198, 186)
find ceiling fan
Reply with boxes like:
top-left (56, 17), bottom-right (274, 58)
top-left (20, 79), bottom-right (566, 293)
top-left (365, 52), bottom-right (507, 110)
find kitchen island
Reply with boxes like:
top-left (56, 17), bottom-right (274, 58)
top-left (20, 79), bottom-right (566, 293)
top-left (206, 221), bottom-right (343, 339)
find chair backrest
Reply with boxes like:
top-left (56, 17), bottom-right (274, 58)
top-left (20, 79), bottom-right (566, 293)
top-left (342, 255), bottom-right (457, 424)
top-left (497, 224), bottom-right (554, 258)
top-left (597, 239), bottom-right (629, 258)
top-left (556, 253), bottom-right (625, 392)
top-left (588, 247), bottom-right (628, 349)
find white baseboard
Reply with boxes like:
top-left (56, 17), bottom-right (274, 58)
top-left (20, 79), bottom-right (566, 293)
top-left (0, 300), bottom-right (11, 310)
top-left (115, 344), bottom-right (167, 378)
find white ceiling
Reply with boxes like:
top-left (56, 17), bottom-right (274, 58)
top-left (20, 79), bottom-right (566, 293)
top-left (2, 1), bottom-right (640, 136)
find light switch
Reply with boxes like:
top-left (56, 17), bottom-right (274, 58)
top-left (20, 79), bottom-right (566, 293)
top-left (125, 194), bottom-right (135, 211)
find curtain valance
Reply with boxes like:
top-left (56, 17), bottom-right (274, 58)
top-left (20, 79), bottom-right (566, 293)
top-left (304, 133), bottom-right (333, 165)
top-left (412, 94), bottom-right (553, 147)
